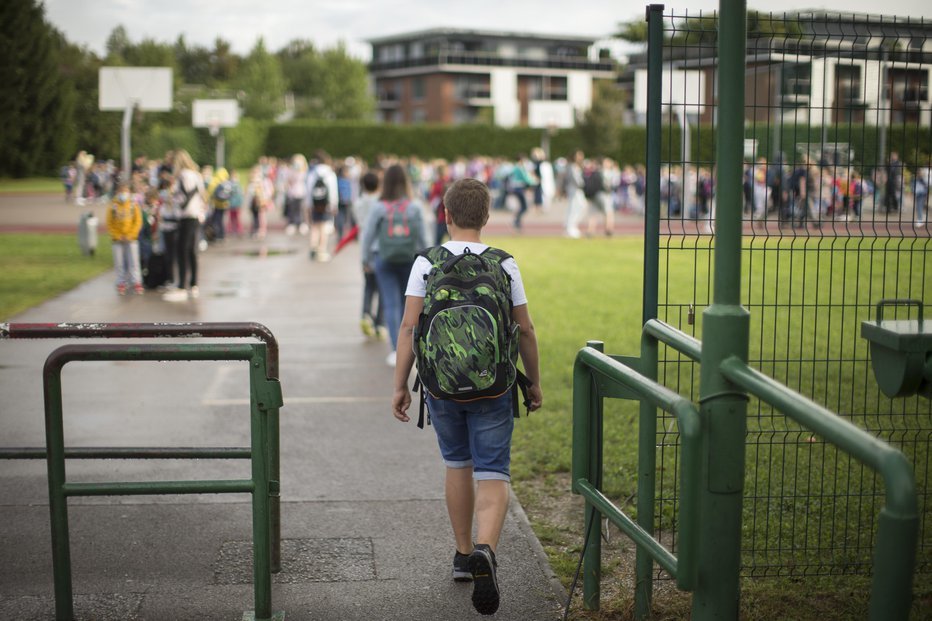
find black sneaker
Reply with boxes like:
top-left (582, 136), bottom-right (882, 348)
top-left (468, 544), bottom-right (499, 615)
top-left (452, 550), bottom-right (473, 582)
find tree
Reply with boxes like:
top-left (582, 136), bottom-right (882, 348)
top-left (236, 38), bottom-right (286, 121)
top-left (210, 38), bottom-right (239, 84)
top-left (0, 0), bottom-right (76, 176)
top-left (57, 37), bottom-right (119, 162)
top-left (105, 25), bottom-right (130, 59)
top-left (174, 35), bottom-right (214, 85)
top-left (614, 20), bottom-right (649, 44)
top-left (577, 80), bottom-right (625, 158)
top-left (278, 40), bottom-right (374, 121)
top-left (315, 44), bottom-right (374, 120)
top-left (278, 39), bottom-right (318, 98)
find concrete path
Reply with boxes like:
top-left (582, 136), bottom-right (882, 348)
top-left (0, 207), bottom-right (567, 620)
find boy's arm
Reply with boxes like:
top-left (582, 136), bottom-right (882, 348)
top-left (392, 295), bottom-right (425, 422)
top-left (512, 303), bottom-right (543, 411)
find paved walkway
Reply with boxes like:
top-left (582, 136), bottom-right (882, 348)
top-left (0, 201), bottom-right (569, 620)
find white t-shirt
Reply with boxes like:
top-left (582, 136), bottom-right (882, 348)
top-left (405, 241), bottom-right (528, 306)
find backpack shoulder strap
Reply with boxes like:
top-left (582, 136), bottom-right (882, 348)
top-left (480, 247), bottom-right (513, 265)
top-left (418, 245), bottom-right (453, 266)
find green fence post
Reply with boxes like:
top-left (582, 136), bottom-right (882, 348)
top-left (635, 331), bottom-right (659, 619)
top-left (692, 0), bottom-right (750, 619)
top-left (250, 345), bottom-right (274, 621)
top-left (43, 357), bottom-right (75, 621)
top-left (643, 3), bottom-right (664, 330)
top-left (638, 8), bottom-right (665, 618)
top-left (582, 341), bottom-right (605, 610)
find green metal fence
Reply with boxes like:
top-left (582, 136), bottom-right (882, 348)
top-left (572, 318), bottom-right (918, 619)
top-left (0, 321), bottom-right (285, 574)
top-left (642, 5), bottom-right (931, 587)
top-left (39, 342), bottom-right (283, 621)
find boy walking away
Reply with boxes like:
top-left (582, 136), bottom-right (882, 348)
top-left (392, 178), bottom-right (543, 615)
top-left (352, 171), bottom-right (385, 339)
top-left (107, 181), bottom-right (144, 295)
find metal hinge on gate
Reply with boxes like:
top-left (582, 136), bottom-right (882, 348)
top-left (256, 379), bottom-right (284, 411)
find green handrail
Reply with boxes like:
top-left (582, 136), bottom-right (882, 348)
top-left (575, 318), bottom-right (919, 619)
top-left (42, 343), bottom-right (283, 621)
top-left (632, 318), bottom-right (702, 616)
top-left (572, 345), bottom-right (700, 594)
top-left (720, 356), bottom-right (919, 621)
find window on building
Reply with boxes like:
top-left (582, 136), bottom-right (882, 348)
top-left (835, 65), bottom-right (862, 104)
top-left (523, 76), bottom-right (568, 101)
top-left (411, 107), bottom-right (427, 124)
top-left (454, 74), bottom-right (491, 100)
top-left (410, 42), bottom-right (424, 60)
top-left (412, 78), bottom-right (425, 101)
top-left (377, 44), bottom-right (405, 63)
top-left (834, 64), bottom-right (865, 123)
top-left (781, 62), bottom-right (811, 106)
top-left (453, 106), bottom-right (479, 124)
top-left (889, 68), bottom-right (928, 124)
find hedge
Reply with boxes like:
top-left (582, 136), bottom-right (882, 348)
top-left (264, 122), bottom-right (580, 162)
top-left (132, 120), bottom-right (929, 172)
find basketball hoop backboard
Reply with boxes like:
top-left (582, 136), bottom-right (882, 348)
top-left (99, 67), bottom-right (173, 111)
top-left (192, 99), bottom-right (240, 129)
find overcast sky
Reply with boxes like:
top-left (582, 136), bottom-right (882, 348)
top-left (45, 0), bottom-right (932, 60)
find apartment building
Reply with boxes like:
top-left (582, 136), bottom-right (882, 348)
top-left (622, 11), bottom-right (931, 128)
top-left (367, 28), bottom-right (615, 127)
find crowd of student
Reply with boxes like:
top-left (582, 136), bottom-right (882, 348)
top-left (70, 144), bottom-right (929, 306)
top-left (661, 151), bottom-right (929, 228)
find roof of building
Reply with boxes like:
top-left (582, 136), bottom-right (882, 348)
top-left (366, 27), bottom-right (599, 47)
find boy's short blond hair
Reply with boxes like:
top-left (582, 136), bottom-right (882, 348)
top-left (444, 178), bottom-right (490, 230)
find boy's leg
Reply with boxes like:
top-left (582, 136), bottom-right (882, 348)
top-left (446, 466), bottom-right (475, 554)
top-left (474, 479), bottom-right (509, 552)
top-left (127, 241), bottom-right (142, 286)
top-left (112, 241), bottom-right (127, 288)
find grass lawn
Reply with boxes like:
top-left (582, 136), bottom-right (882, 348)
top-left (0, 177), bottom-right (63, 194)
top-left (492, 235), bottom-right (931, 620)
top-left (0, 234), bottom-right (113, 320)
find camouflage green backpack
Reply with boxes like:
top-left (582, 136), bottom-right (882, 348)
top-left (413, 246), bottom-right (530, 428)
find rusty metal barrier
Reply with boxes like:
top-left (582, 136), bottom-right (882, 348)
top-left (0, 321), bottom-right (284, 574)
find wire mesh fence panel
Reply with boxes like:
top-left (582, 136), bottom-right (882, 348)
top-left (645, 9), bottom-right (931, 584)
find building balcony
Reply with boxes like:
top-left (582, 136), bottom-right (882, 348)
top-left (781, 92), bottom-right (810, 106)
top-left (455, 84), bottom-right (492, 105)
top-left (376, 92), bottom-right (401, 108)
top-left (370, 50), bottom-right (614, 74)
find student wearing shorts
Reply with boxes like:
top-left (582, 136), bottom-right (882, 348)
top-left (392, 178), bottom-right (543, 615)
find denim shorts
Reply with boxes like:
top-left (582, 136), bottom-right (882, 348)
top-left (426, 391), bottom-right (514, 482)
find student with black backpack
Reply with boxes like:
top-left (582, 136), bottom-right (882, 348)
top-left (392, 178), bottom-right (542, 616)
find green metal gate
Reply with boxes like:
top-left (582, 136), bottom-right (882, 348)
top-left (642, 4), bottom-right (931, 587)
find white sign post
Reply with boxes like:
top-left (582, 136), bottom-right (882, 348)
top-left (99, 67), bottom-right (173, 178)
top-left (192, 99), bottom-right (240, 169)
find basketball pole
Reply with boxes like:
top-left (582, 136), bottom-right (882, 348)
top-left (121, 101), bottom-right (136, 180)
top-left (212, 125), bottom-right (226, 169)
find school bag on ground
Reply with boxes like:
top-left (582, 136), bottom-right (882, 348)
top-left (377, 199), bottom-right (418, 264)
top-left (412, 246), bottom-right (531, 428)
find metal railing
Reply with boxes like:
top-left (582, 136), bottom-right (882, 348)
top-left (41, 342), bottom-right (283, 621)
top-left (573, 319), bottom-right (919, 619)
top-left (369, 50), bottom-right (614, 73)
top-left (572, 339), bottom-right (700, 606)
top-left (0, 321), bottom-right (284, 573)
